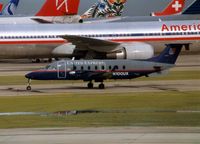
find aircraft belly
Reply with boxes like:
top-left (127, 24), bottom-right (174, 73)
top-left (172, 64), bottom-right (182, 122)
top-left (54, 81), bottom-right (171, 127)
top-left (0, 44), bottom-right (58, 59)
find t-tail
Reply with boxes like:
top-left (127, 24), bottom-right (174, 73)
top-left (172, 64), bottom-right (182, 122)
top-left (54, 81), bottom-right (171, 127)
top-left (36, 0), bottom-right (80, 16)
top-left (151, 0), bottom-right (185, 16)
top-left (1, 0), bottom-right (19, 15)
top-left (149, 44), bottom-right (183, 64)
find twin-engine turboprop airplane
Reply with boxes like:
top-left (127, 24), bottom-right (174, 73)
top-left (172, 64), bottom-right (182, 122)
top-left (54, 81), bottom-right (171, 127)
top-left (25, 44), bottom-right (183, 90)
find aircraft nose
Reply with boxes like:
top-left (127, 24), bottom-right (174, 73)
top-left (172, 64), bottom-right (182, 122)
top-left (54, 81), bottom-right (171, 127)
top-left (25, 73), bottom-right (32, 79)
top-left (25, 72), bottom-right (35, 79)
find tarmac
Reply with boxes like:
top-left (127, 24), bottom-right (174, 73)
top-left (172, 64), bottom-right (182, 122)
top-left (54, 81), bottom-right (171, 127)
top-left (0, 127), bottom-right (200, 144)
top-left (0, 79), bottom-right (199, 96)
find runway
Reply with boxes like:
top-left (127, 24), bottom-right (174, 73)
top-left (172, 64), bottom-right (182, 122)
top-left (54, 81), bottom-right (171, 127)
top-left (0, 127), bottom-right (200, 144)
top-left (0, 79), bottom-right (199, 96)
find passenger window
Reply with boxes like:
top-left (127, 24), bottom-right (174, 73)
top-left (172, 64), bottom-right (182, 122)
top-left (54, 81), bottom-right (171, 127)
top-left (123, 66), bottom-right (126, 70)
top-left (95, 66), bottom-right (98, 70)
top-left (102, 66), bottom-right (105, 70)
top-left (81, 66), bottom-right (84, 70)
top-left (88, 66), bottom-right (91, 70)
top-left (114, 65), bottom-right (118, 70)
top-left (109, 66), bottom-right (112, 70)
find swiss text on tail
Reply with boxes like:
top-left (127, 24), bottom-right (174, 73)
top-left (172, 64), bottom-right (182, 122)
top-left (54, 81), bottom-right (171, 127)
top-left (149, 44), bottom-right (183, 64)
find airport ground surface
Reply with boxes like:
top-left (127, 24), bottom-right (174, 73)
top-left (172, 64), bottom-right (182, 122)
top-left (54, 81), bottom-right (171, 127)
top-left (1, 127), bottom-right (200, 144)
top-left (0, 55), bottom-right (199, 143)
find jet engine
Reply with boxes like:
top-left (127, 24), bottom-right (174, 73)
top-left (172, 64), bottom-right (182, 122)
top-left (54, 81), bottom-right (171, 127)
top-left (106, 42), bottom-right (154, 60)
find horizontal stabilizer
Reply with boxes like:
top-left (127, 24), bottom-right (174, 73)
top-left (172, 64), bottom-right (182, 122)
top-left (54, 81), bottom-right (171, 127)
top-left (147, 70), bottom-right (169, 77)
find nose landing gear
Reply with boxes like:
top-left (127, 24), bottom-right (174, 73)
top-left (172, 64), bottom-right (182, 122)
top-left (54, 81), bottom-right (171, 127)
top-left (26, 79), bottom-right (32, 91)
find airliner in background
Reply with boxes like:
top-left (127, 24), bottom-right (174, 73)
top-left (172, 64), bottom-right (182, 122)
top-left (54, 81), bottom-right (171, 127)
top-left (0, 20), bottom-right (199, 61)
top-left (0, 3), bottom-right (3, 13)
top-left (151, 0), bottom-right (200, 16)
top-left (0, 0), bottom-right (82, 24)
top-left (0, 0), bottom-right (19, 15)
top-left (84, 0), bottom-right (200, 24)
top-left (0, 0), bottom-right (128, 24)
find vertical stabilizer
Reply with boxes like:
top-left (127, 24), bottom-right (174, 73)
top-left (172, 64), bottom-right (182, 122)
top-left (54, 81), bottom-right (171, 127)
top-left (81, 0), bottom-right (127, 19)
top-left (151, 0), bottom-right (185, 16)
top-left (2, 0), bottom-right (19, 15)
top-left (0, 3), bottom-right (3, 12)
top-left (149, 44), bottom-right (183, 64)
top-left (36, 0), bottom-right (80, 16)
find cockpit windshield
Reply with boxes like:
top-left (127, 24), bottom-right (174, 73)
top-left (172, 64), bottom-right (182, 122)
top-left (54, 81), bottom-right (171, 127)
top-left (45, 64), bottom-right (57, 70)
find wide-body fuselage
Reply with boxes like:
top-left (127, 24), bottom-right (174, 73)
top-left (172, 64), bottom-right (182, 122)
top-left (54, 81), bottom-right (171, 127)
top-left (0, 20), bottom-right (200, 59)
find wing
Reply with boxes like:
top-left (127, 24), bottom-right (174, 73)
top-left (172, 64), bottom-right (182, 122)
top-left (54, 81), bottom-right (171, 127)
top-left (79, 71), bottom-right (112, 81)
top-left (31, 18), bottom-right (53, 24)
top-left (61, 35), bottom-right (120, 53)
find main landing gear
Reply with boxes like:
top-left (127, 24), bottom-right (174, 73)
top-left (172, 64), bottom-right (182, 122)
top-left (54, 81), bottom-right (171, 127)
top-left (99, 83), bottom-right (105, 89)
top-left (87, 81), bottom-right (94, 89)
top-left (87, 81), bottom-right (105, 89)
top-left (26, 79), bottom-right (32, 91)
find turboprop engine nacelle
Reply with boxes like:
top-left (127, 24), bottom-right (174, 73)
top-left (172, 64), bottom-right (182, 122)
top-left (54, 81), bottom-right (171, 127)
top-left (107, 42), bottom-right (154, 60)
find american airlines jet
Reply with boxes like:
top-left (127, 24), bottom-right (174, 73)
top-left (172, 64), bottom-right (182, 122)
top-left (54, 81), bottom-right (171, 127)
top-left (0, 20), bottom-right (199, 60)
top-left (0, 0), bottom-right (81, 24)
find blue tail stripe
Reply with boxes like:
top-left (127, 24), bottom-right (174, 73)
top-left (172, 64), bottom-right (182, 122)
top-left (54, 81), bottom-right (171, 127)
top-left (149, 44), bottom-right (183, 64)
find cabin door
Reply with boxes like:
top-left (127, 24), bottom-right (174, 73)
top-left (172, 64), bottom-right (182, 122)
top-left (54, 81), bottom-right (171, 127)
top-left (57, 61), bottom-right (66, 79)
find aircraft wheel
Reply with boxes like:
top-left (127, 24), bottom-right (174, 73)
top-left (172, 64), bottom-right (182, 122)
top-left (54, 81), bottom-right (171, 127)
top-left (36, 59), bottom-right (41, 63)
top-left (48, 58), bottom-right (52, 63)
top-left (99, 83), bottom-right (105, 89)
top-left (87, 82), bottom-right (94, 89)
top-left (26, 86), bottom-right (32, 91)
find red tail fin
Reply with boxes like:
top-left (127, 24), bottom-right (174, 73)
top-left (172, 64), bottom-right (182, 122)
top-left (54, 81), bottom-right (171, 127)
top-left (151, 0), bottom-right (185, 16)
top-left (0, 3), bottom-right (3, 12)
top-left (36, 0), bottom-right (80, 16)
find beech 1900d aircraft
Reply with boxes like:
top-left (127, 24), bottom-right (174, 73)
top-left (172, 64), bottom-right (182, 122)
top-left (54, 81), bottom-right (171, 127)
top-left (0, 20), bottom-right (199, 60)
top-left (0, 0), bottom-right (81, 24)
top-left (25, 44), bottom-right (183, 90)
